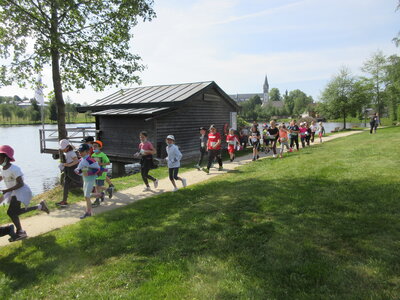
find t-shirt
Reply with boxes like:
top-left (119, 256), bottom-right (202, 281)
top-left (91, 152), bottom-right (110, 180)
top-left (226, 134), bottom-right (239, 146)
top-left (267, 127), bottom-right (279, 139)
top-left (65, 150), bottom-right (78, 164)
top-left (0, 164), bottom-right (32, 206)
top-left (310, 125), bottom-right (317, 133)
top-left (279, 129), bottom-right (288, 140)
top-left (250, 131), bottom-right (260, 143)
top-left (207, 132), bottom-right (221, 150)
top-left (299, 127), bottom-right (307, 137)
top-left (289, 125), bottom-right (299, 136)
top-left (200, 134), bottom-right (207, 148)
top-left (139, 141), bottom-right (154, 155)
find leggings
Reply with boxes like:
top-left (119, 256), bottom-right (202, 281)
top-left (7, 196), bottom-right (38, 232)
top-left (305, 135), bottom-right (311, 146)
top-left (63, 166), bottom-right (82, 202)
top-left (290, 136), bottom-right (299, 150)
top-left (207, 149), bottom-right (222, 169)
top-left (197, 148), bottom-right (207, 166)
top-left (169, 168), bottom-right (181, 181)
top-left (280, 141), bottom-right (290, 154)
top-left (311, 132), bottom-right (315, 143)
top-left (300, 136), bottom-right (306, 148)
top-left (269, 139), bottom-right (277, 154)
top-left (141, 157), bottom-right (156, 187)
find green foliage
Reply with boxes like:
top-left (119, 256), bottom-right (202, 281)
top-left (269, 88), bottom-right (281, 101)
top-left (48, 99), bottom-right (58, 122)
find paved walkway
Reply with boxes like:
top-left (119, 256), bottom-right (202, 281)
top-left (0, 130), bottom-right (363, 246)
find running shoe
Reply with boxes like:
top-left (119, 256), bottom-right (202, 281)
top-left (9, 230), bottom-right (27, 242)
top-left (273, 154), bottom-right (276, 158)
top-left (153, 179), bottom-right (159, 189)
top-left (55, 201), bottom-right (68, 208)
top-left (40, 200), bottom-right (50, 214)
top-left (218, 166), bottom-right (223, 171)
top-left (173, 187), bottom-right (179, 192)
top-left (194, 164), bottom-right (201, 170)
top-left (202, 167), bottom-right (209, 174)
top-left (100, 192), bottom-right (105, 202)
top-left (143, 186), bottom-right (151, 192)
top-left (182, 178), bottom-right (187, 188)
top-left (107, 185), bottom-right (114, 199)
top-left (80, 212), bottom-right (92, 219)
top-left (92, 199), bottom-right (100, 207)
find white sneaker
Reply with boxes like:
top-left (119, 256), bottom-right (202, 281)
top-left (153, 179), bottom-right (159, 189)
top-left (143, 186), bottom-right (151, 192)
top-left (182, 178), bottom-right (187, 188)
top-left (194, 164), bottom-right (201, 170)
top-left (273, 154), bottom-right (276, 158)
top-left (173, 187), bottom-right (179, 192)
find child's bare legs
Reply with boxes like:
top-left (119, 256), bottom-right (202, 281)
top-left (85, 197), bottom-right (92, 214)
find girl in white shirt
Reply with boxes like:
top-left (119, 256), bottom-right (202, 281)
top-left (0, 145), bottom-right (49, 242)
top-left (166, 135), bottom-right (187, 191)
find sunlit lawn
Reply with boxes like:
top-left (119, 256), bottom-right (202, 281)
top-left (0, 127), bottom-right (398, 299)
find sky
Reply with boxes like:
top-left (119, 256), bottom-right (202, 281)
top-left (0, 0), bottom-right (399, 104)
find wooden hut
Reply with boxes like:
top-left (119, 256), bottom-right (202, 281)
top-left (77, 81), bottom-right (240, 176)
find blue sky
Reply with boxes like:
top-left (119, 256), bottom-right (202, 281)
top-left (0, 0), bottom-right (399, 103)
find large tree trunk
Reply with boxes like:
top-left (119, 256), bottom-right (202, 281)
top-left (51, 2), bottom-right (67, 162)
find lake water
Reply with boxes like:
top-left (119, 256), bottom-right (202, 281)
top-left (0, 123), bottom-right (95, 196)
top-left (0, 121), bottom-right (367, 196)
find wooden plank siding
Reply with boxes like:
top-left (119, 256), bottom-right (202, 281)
top-left (155, 88), bottom-right (235, 159)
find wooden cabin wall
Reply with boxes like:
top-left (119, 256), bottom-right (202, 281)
top-left (98, 116), bottom-right (155, 162)
top-left (156, 90), bottom-right (236, 159)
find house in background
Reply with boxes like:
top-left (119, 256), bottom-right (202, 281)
top-left (77, 81), bottom-right (240, 176)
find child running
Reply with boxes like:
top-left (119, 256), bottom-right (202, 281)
top-left (249, 125), bottom-right (261, 161)
top-left (226, 128), bottom-right (240, 162)
top-left (56, 139), bottom-right (81, 207)
top-left (75, 144), bottom-right (101, 219)
top-left (0, 145), bottom-right (49, 241)
top-left (267, 121), bottom-right (279, 158)
top-left (310, 121), bottom-right (317, 143)
top-left (305, 122), bottom-right (312, 146)
top-left (165, 135), bottom-right (187, 191)
top-left (195, 127), bottom-right (208, 170)
top-left (134, 131), bottom-right (159, 191)
top-left (318, 122), bottom-right (325, 143)
top-left (278, 124), bottom-right (290, 158)
top-left (299, 122), bottom-right (307, 148)
top-left (91, 140), bottom-right (111, 207)
top-left (202, 125), bottom-right (223, 174)
top-left (288, 120), bottom-right (300, 151)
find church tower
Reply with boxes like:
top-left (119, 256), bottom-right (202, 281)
top-left (262, 74), bottom-right (269, 105)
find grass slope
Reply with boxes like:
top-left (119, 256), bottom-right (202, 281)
top-left (0, 128), bottom-right (399, 299)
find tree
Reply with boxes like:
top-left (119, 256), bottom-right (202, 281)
top-left (0, 0), bottom-right (156, 143)
top-left (269, 88), bottom-right (281, 102)
top-left (290, 89), bottom-right (313, 116)
top-left (30, 99), bottom-right (41, 122)
top-left (361, 51), bottom-right (387, 118)
top-left (385, 54), bottom-right (400, 121)
top-left (48, 98), bottom-right (58, 122)
top-left (321, 67), bottom-right (360, 129)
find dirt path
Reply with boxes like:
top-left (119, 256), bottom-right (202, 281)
top-left (0, 130), bottom-right (363, 246)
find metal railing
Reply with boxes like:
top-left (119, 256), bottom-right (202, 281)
top-left (39, 127), bottom-right (99, 154)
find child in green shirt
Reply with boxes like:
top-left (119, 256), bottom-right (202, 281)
top-left (91, 140), bottom-right (111, 207)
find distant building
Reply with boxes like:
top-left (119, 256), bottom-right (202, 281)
top-left (229, 75), bottom-right (284, 108)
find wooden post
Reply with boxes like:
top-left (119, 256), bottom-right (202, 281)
top-left (112, 162), bottom-right (126, 178)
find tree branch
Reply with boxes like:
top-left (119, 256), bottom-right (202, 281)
top-left (6, 0), bottom-right (47, 28)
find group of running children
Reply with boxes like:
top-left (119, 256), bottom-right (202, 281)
top-left (0, 119), bottom-right (325, 242)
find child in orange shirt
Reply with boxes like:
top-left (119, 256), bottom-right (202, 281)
top-left (279, 124), bottom-right (290, 158)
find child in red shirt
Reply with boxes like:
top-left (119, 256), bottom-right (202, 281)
top-left (202, 125), bottom-right (223, 174)
top-left (226, 128), bottom-right (240, 162)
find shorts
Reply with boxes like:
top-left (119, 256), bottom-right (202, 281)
top-left (96, 179), bottom-right (105, 187)
top-left (251, 141), bottom-right (260, 150)
top-left (318, 132), bottom-right (323, 137)
top-left (228, 145), bottom-right (235, 154)
top-left (83, 176), bottom-right (96, 198)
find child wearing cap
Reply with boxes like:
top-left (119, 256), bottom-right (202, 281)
top-left (195, 127), bottom-right (208, 170)
top-left (0, 145), bottom-right (49, 241)
top-left (75, 143), bottom-right (101, 219)
top-left (226, 128), bottom-right (240, 162)
top-left (166, 135), bottom-right (187, 191)
top-left (91, 140), bottom-right (111, 207)
top-left (299, 122), bottom-right (308, 148)
top-left (57, 139), bottom-right (81, 207)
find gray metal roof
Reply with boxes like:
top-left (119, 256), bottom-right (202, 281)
top-left (91, 107), bottom-right (171, 116)
top-left (91, 81), bottom-right (213, 106)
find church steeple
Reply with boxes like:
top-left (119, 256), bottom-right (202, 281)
top-left (262, 74), bottom-right (269, 105)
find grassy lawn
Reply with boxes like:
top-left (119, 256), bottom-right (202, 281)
top-left (0, 127), bottom-right (399, 299)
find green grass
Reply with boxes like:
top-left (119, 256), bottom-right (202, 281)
top-left (0, 147), bottom-right (255, 224)
top-left (0, 128), bottom-right (399, 299)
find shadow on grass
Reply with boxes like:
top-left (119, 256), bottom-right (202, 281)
top-left (0, 175), bottom-right (399, 298)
